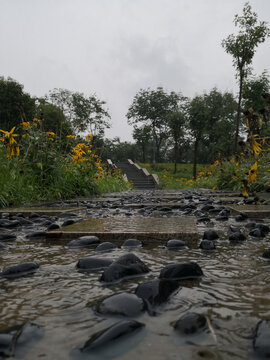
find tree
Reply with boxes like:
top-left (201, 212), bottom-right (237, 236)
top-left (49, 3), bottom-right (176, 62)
top-left (242, 71), bottom-right (270, 112)
top-left (72, 92), bottom-right (111, 137)
top-left (132, 125), bottom-right (152, 163)
top-left (167, 98), bottom-right (187, 173)
top-left (36, 99), bottom-right (74, 138)
top-left (127, 87), bottom-right (182, 162)
top-left (0, 77), bottom-right (36, 131)
top-left (222, 2), bottom-right (270, 152)
top-left (47, 88), bottom-right (111, 138)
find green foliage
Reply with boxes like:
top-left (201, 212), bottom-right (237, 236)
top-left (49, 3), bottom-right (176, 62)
top-left (242, 71), bottom-right (270, 112)
top-left (0, 76), bottom-right (36, 130)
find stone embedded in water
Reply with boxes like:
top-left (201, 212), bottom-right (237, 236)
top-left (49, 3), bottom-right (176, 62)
top-left (96, 292), bottom-right (145, 317)
top-left (197, 216), bottom-right (210, 223)
top-left (229, 232), bottom-right (246, 242)
top-left (0, 233), bottom-right (16, 242)
top-left (262, 248), bottom-right (270, 259)
top-left (62, 217), bottom-right (83, 227)
top-left (26, 231), bottom-right (46, 239)
top-left (95, 242), bottom-right (117, 253)
top-left (0, 219), bottom-right (20, 228)
top-left (135, 279), bottom-right (180, 308)
top-left (229, 225), bottom-right (240, 233)
top-left (216, 215), bottom-right (228, 221)
top-left (1, 262), bottom-right (39, 279)
top-left (166, 239), bottom-right (187, 250)
top-left (199, 240), bottom-right (216, 251)
top-left (203, 230), bottom-right (219, 240)
top-left (245, 222), bottom-right (256, 229)
top-left (10, 216), bottom-right (33, 226)
top-left (253, 320), bottom-right (270, 358)
top-left (159, 262), bottom-right (203, 280)
top-left (249, 229), bottom-right (265, 238)
top-left (121, 239), bottom-right (142, 248)
top-left (255, 223), bottom-right (270, 235)
top-left (76, 257), bottom-right (113, 272)
top-left (80, 320), bottom-right (145, 352)
top-left (0, 323), bottom-right (43, 358)
top-left (173, 312), bottom-right (209, 335)
top-left (58, 212), bottom-right (78, 218)
top-left (67, 236), bottom-right (100, 248)
top-left (47, 223), bottom-right (60, 231)
top-left (235, 212), bottom-right (248, 222)
top-left (201, 205), bottom-right (215, 212)
top-left (100, 253), bottom-right (150, 283)
top-left (29, 212), bottom-right (39, 219)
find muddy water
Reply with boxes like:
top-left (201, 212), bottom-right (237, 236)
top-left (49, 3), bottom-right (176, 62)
top-left (1, 222), bottom-right (270, 359)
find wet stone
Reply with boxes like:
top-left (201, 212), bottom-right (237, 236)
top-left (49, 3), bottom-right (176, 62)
top-left (0, 233), bottom-right (16, 242)
top-left (29, 212), bottom-right (40, 219)
top-left (199, 240), bottom-right (216, 251)
top-left (67, 236), bottom-right (100, 248)
top-left (235, 212), bottom-right (248, 222)
top-left (173, 313), bottom-right (211, 345)
top-left (160, 262), bottom-right (203, 280)
top-left (135, 279), bottom-right (180, 308)
top-left (26, 231), bottom-right (47, 239)
top-left (47, 223), bottom-right (60, 231)
top-left (255, 223), bottom-right (270, 235)
top-left (80, 320), bottom-right (145, 352)
top-left (100, 253), bottom-right (150, 283)
top-left (249, 229), bottom-right (265, 238)
top-left (122, 239), bottom-right (142, 248)
top-left (1, 262), bottom-right (39, 279)
top-left (0, 219), bottom-right (20, 228)
top-left (62, 217), bottom-right (83, 227)
top-left (203, 230), bottom-right (219, 241)
top-left (96, 292), bottom-right (145, 317)
top-left (76, 257), bottom-right (113, 272)
top-left (166, 239), bottom-right (187, 250)
top-left (95, 242), bottom-right (117, 253)
top-left (229, 232), bottom-right (246, 242)
top-left (0, 323), bottom-right (43, 358)
top-left (0, 242), bottom-right (8, 250)
top-left (197, 217), bottom-right (210, 223)
top-left (253, 320), bottom-right (270, 358)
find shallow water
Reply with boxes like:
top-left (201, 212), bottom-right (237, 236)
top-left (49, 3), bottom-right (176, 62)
top-left (1, 223), bottom-right (270, 360)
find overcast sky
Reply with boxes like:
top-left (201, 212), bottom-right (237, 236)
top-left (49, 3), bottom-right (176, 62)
top-left (1, 0), bottom-right (270, 141)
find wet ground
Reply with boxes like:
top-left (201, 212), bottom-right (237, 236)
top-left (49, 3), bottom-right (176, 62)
top-left (1, 189), bottom-right (270, 359)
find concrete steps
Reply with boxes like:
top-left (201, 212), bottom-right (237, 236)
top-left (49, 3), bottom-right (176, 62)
top-left (115, 161), bottom-right (157, 189)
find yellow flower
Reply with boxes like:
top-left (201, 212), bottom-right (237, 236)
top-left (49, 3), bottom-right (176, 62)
top-left (0, 126), bottom-right (20, 158)
top-left (210, 160), bottom-right (219, 168)
top-left (22, 134), bottom-right (28, 139)
top-left (46, 131), bottom-right (55, 137)
top-left (242, 188), bottom-right (249, 198)
top-left (33, 117), bottom-right (42, 124)
top-left (66, 135), bottom-right (74, 139)
top-left (22, 121), bottom-right (31, 129)
top-left (248, 162), bottom-right (258, 183)
top-left (249, 133), bottom-right (262, 156)
top-left (85, 134), bottom-right (93, 141)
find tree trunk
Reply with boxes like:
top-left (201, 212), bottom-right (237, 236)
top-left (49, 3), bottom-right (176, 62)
top-left (193, 139), bottom-right (199, 180)
top-left (174, 141), bottom-right (178, 174)
top-left (234, 72), bottom-right (244, 153)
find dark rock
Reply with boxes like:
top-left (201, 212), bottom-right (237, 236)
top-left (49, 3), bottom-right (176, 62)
top-left (249, 229), bottom-right (265, 238)
top-left (67, 236), bottom-right (100, 248)
top-left (0, 219), bottom-right (20, 228)
top-left (235, 212), bottom-right (248, 221)
top-left (76, 257), bottom-right (112, 272)
top-left (166, 239), bottom-right (187, 250)
top-left (95, 242), bottom-right (117, 253)
top-left (203, 230), bottom-right (219, 240)
top-left (96, 292), bottom-right (145, 317)
top-left (47, 223), bottom-right (60, 231)
top-left (216, 215), bottom-right (228, 221)
top-left (245, 222), bottom-right (256, 229)
top-left (255, 223), bottom-right (270, 235)
top-left (80, 320), bottom-right (145, 352)
top-left (0, 233), bottom-right (16, 242)
top-left (122, 239), bottom-right (142, 248)
top-left (160, 262), bottom-right (203, 280)
top-left (26, 231), bottom-right (46, 239)
top-left (209, 207), bottom-right (222, 214)
top-left (62, 217), bottom-right (83, 227)
top-left (1, 262), bottom-right (39, 279)
top-left (10, 216), bottom-right (33, 226)
top-left (159, 207), bottom-right (173, 212)
top-left (199, 240), bottom-right (216, 251)
top-left (262, 248), bottom-right (270, 259)
top-left (194, 210), bottom-right (205, 217)
top-left (229, 225), bottom-right (240, 233)
top-left (229, 232), bottom-right (246, 242)
top-left (197, 216), bottom-right (210, 223)
top-left (100, 253), bottom-right (150, 283)
top-left (253, 320), bottom-right (270, 358)
top-left (0, 323), bottom-right (43, 358)
top-left (29, 212), bottom-right (40, 219)
top-left (201, 205), bottom-right (215, 212)
top-left (173, 312), bottom-right (209, 335)
top-left (135, 279), bottom-right (180, 308)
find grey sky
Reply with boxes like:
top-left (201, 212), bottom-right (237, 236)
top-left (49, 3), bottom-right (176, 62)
top-left (0, 0), bottom-right (270, 141)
